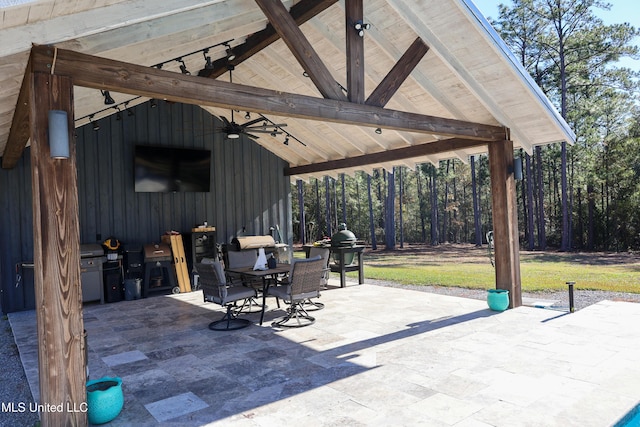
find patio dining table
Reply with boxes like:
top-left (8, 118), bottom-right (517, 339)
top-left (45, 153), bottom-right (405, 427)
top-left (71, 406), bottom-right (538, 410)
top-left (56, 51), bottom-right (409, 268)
top-left (225, 263), bottom-right (290, 325)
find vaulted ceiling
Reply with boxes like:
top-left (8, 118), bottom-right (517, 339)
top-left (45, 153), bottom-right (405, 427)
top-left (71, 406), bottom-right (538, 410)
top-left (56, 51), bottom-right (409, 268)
top-left (0, 0), bottom-right (575, 181)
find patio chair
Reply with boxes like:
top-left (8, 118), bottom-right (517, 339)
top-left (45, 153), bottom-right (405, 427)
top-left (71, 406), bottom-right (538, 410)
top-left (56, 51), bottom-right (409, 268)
top-left (226, 250), bottom-right (265, 312)
top-left (267, 255), bottom-right (325, 328)
top-left (195, 261), bottom-right (256, 331)
top-left (303, 246), bottom-right (330, 311)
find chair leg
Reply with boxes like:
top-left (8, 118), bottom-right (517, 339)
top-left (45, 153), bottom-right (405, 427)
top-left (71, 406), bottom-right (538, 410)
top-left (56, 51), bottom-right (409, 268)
top-left (302, 298), bottom-right (324, 311)
top-left (209, 304), bottom-right (251, 331)
top-left (272, 302), bottom-right (315, 328)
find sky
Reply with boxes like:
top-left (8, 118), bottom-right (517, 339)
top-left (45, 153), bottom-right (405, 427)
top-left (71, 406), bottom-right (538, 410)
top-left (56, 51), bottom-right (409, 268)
top-left (471, 0), bottom-right (640, 71)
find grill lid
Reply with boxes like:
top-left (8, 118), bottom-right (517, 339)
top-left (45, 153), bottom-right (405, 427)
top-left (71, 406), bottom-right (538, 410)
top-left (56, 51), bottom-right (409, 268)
top-left (232, 235), bottom-right (276, 250)
top-left (331, 223), bottom-right (356, 247)
top-left (80, 244), bottom-right (104, 258)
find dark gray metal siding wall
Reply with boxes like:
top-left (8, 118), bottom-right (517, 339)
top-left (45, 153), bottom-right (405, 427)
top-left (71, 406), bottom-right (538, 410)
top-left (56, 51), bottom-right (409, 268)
top-left (0, 102), bottom-right (292, 313)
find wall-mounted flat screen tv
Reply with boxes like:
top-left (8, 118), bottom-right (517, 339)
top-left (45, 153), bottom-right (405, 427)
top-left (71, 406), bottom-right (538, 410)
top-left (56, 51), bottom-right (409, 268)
top-left (134, 145), bottom-right (211, 192)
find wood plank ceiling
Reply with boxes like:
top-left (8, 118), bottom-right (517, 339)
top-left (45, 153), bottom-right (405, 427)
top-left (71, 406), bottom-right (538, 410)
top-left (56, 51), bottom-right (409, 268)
top-left (0, 0), bottom-right (575, 181)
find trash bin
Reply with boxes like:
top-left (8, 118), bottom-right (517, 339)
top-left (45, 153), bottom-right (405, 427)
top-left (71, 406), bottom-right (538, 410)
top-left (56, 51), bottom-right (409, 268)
top-left (124, 278), bottom-right (141, 300)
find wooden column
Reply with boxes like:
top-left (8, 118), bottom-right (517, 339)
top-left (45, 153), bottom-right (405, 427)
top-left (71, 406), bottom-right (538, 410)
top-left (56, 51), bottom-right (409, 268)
top-left (29, 71), bottom-right (86, 426)
top-left (488, 139), bottom-right (522, 308)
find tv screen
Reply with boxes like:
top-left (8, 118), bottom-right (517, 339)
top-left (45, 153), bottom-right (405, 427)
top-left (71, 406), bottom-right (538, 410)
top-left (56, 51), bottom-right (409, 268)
top-left (134, 145), bottom-right (211, 192)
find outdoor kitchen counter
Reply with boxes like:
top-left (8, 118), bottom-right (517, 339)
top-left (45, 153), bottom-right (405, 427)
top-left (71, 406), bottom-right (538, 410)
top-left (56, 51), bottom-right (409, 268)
top-left (303, 245), bottom-right (365, 288)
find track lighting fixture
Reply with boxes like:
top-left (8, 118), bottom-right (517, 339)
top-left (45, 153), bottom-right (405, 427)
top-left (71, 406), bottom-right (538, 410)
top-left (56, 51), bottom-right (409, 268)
top-left (223, 42), bottom-right (236, 61)
top-left (303, 71), bottom-right (309, 77)
top-left (178, 58), bottom-right (190, 75)
top-left (354, 21), bottom-right (371, 37)
top-left (202, 48), bottom-right (214, 70)
top-left (375, 127), bottom-right (382, 134)
top-left (101, 90), bottom-right (115, 105)
top-left (245, 112), bottom-right (251, 120)
top-left (90, 115), bottom-right (99, 131)
top-left (124, 102), bottom-right (134, 117)
top-left (284, 136), bottom-right (289, 145)
top-left (150, 98), bottom-right (157, 108)
top-left (115, 106), bottom-right (122, 121)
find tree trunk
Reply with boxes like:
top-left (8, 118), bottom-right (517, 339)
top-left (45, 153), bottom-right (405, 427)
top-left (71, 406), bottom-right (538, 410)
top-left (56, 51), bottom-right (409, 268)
top-left (399, 167), bottom-right (404, 248)
top-left (297, 179), bottom-right (306, 244)
top-left (587, 182), bottom-right (594, 250)
top-left (471, 155), bottom-right (482, 246)
top-left (430, 164), bottom-right (439, 245)
top-left (385, 168), bottom-right (396, 249)
top-left (325, 176), bottom-right (332, 237)
top-left (315, 178), bottom-right (322, 240)
top-left (341, 174), bottom-right (347, 224)
top-left (525, 153), bottom-right (535, 250)
top-left (367, 174), bottom-right (377, 250)
top-left (442, 160), bottom-right (449, 242)
top-left (417, 168), bottom-right (427, 243)
top-left (535, 146), bottom-right (546, 249)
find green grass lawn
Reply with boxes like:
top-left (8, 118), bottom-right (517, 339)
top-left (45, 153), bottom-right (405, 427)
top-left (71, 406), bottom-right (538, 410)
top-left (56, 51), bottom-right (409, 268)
top-left (331, 244), bottom-right (640, 294)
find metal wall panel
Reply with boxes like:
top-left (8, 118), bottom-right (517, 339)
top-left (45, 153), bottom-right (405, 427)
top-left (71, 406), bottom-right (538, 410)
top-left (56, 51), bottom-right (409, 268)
top-left (0, 102), bottom-right (292, 313)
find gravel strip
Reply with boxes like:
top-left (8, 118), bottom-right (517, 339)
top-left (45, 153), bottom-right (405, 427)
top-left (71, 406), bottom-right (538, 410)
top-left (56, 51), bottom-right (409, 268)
top-left (0, 315), bottom-right (39, 427)
top-left (363, 278), bottom-right (640, 311)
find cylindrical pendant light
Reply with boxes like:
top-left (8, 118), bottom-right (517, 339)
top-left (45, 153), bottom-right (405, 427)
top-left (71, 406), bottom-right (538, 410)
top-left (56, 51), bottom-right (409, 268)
top-left (48, 110), bottom-right (70, 159)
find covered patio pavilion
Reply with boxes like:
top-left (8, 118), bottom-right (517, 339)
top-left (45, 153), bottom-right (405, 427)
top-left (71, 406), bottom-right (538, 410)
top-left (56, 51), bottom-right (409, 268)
top-left (0, 0), bottom-right (576, 424)
top-left (9, 277), bottom-right (640, 426)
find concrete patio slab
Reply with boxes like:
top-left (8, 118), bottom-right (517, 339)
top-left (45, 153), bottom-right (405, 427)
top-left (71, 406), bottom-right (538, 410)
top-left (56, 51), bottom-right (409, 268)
top-left (8, 280), bottom-right (640, 426)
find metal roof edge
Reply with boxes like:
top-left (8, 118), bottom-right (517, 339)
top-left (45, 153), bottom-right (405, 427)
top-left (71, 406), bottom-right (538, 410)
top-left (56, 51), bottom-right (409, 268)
top-left (459, 0), bottom-right (576, 144)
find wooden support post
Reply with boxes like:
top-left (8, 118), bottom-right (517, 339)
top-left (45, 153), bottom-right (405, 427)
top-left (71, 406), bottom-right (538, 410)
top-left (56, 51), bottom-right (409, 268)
top-left (488, 139), bottom-right (522, 308)
top-left (29, 71), bottom-right (86, 426)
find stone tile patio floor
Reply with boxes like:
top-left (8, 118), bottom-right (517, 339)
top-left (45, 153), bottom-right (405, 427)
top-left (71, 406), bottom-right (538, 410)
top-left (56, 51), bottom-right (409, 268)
top-left (8, 279), bottom-right (640, 426)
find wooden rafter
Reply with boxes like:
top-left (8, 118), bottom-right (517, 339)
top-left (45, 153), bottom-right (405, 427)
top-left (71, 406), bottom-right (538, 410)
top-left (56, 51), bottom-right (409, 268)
top-left (285, 138), bottom-right (488, 176)
top-left (345, 0), bottom-right (365, 103)
top-left (253, 0), bottom-right (347, 101)
top-left (198, 0), bottom-right (337, 79)
top-left (2, 58), bottom-right (32, 169)
top-left (366, 38), bottom-right (429, 107)
top-left (3, 46), bottom-right (507, 169)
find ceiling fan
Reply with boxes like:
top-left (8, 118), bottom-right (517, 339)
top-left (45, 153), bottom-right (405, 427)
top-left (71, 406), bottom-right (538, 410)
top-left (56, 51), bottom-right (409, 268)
top-left (217, 65), bottom-right (287, 140)
top-left (217, 112), bottom-right (286, 140)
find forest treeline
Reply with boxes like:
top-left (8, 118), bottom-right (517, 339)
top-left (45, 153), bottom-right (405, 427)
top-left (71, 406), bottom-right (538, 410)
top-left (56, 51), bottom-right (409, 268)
top-left (292, 0), bottom-right (640, 252)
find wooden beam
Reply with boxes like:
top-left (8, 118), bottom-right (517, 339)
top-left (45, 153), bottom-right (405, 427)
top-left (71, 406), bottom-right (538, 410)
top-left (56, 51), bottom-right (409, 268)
top-left (198, 0), bottom-right (338, 79)
top-left (29, 72), bottom-right (85, 425)
top-left (253, 0), bottom-right (348, 101)
top-left (488, 139), bottom-right (522, 308)
top-left (345, 0), bottom-right (365, 103)
top-left (2, 58), bottom-right (32, 169)
top-left (285, 138), bottom-right (488, 175)
top-left (366, 38), bottom-right (429, 107)
top-left (29, 46), bottom-right (507, 142)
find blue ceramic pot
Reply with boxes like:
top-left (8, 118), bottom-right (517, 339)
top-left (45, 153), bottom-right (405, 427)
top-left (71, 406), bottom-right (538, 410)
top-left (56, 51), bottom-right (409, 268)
top-left (487, 289), bottom-right (510, 311)
top-left (86, 377), bottom-right (123, 425)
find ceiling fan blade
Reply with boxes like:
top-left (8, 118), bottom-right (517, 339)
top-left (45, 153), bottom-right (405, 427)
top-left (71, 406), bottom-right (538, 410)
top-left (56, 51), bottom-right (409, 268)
top-left (220, 116), bottom-right (231, 126)
top-left (247, 133), bottom-right (260, 140)
top-left (248, 129), bottom-right (284, 134)
top-left (241, 117), bottom-right (266, 127)
top-left (246, 123), bottom-right (288, 129)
